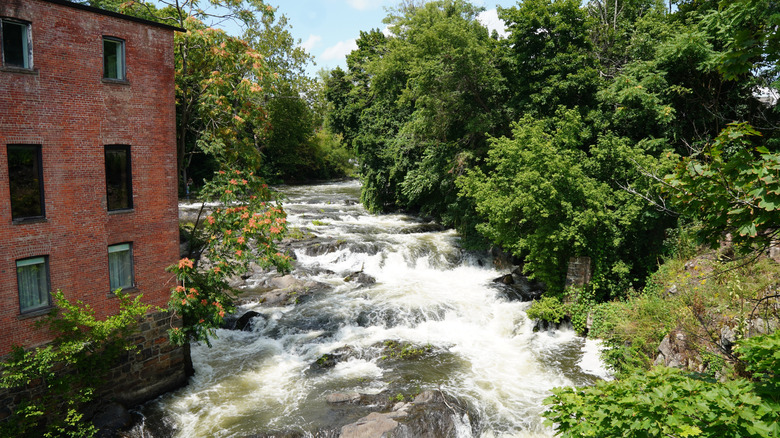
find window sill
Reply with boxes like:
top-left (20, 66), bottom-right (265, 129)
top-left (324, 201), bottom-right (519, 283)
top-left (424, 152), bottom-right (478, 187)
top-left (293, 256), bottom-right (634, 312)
top-left (12, 217), bottom-right (47, 225)
top-left (18, 306), bottom-right (54, 320)
top-left (102, 78), bottom-right (130, 85)
top-left (107, 287), bottom-right (140, 298)
top-left (1, 66), bottom-right (38, 75)
top-left (108, 208), bottom-right (134, 215)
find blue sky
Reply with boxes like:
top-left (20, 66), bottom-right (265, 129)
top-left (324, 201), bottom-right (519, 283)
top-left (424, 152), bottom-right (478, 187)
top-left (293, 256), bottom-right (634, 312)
top-left (265, 0), bottom-right (521, 77)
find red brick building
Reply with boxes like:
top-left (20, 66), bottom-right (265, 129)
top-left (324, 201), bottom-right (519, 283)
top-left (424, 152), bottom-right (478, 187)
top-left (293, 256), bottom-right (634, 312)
top-left (0, 0), bottom-right (181, 358)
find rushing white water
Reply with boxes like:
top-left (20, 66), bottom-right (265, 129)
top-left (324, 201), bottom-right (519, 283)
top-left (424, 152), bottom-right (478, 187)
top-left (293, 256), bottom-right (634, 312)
top-left (142, 180), bottom-right (610, 437)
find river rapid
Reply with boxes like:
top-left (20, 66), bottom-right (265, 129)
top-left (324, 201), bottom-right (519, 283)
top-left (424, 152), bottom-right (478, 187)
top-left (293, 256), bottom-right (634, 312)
top-left (136, 180), bottom-right (610, 437)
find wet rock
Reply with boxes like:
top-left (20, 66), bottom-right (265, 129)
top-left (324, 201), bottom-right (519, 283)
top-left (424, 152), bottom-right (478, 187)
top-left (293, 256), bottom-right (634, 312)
top-left (326, 392), bottom-right (362, 404)
top-left (348, 242), bottom-right (381, 255)
top-left (308, 347), bottom-right (357, 374)
top-left (493, 268), bottom-right (544, 302)
top-left (92, 402), bottom-right (131, 437)
top-left (234, 310), bottom-right (263, 331)
top-left (270, 274), bottom-right (300, 289)
top-left (493, 274), bottom-right (514, 285)
top-left (399, 222), bottom-right (445, 234)
top-left (340, 412), bottom-right (399, 438)
top-left (344, 271), bottom-right (376, 286)
top-left (533, 317), bottom-right (572, 332)
top-left (303, 240), bottom-right (348, 256)
top-left (338, 390), bottom-right (471, 438)
top-left (312, 353), bottom-right (340, 370)
top-left (236, 277), bottom-right (333, 306)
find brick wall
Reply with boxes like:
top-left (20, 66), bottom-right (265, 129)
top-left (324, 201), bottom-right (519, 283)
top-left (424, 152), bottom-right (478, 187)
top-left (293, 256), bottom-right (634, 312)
top-left (0, 0), bottom-right (179, 357)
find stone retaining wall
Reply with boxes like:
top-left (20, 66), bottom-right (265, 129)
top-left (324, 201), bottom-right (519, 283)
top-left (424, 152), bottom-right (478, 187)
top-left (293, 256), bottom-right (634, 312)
top-left (99, 310), bottom-right (191, 407)
top-left (0, 310), bottom-right (190, 423)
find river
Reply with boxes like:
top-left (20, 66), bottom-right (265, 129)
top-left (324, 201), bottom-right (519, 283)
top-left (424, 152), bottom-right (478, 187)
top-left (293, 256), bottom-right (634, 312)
top-left (135, 180), bottom-right (610, 437)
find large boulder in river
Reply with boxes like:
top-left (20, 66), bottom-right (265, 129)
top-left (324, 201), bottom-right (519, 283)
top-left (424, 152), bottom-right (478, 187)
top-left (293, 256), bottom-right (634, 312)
top-left (338, 390), bottom-right (471, 438)
top-left (493, 267), bottom-right (545, 301)
top-left (234, 311), bottom-right (263, 331)
top-left (235, 275), bottom-right (332, 306)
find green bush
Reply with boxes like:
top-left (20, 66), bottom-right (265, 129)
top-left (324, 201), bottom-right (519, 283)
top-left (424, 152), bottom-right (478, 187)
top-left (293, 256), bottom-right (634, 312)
top-left (544, 331), bottom-right (780, 438)
top-left (526, 296), bottom-right (569, 324)
top-left (0, 290), bottom-right (149, 438)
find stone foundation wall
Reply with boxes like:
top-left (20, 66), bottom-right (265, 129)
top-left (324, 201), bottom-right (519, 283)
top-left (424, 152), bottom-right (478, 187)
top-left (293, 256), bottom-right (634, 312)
top-left (99, 310), bottom-right (191, 407)
top-left (0, 310), bottom-right (190, 423)
top-left (565, 256), bottom-right (592, 288)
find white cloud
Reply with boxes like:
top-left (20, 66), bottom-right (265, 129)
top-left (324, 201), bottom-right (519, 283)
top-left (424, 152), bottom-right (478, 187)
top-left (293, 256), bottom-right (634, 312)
top-left (346, 0), bottom-right (384, 11)
top-left (477, 9), bottom-right (508, 38)
top-left (301, 34), bottom-right (322, 52)
top-left (321, 39), bottom-right (359, 62)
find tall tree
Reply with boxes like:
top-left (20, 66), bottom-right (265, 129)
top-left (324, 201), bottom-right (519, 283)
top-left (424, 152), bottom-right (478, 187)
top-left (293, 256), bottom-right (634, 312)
top-left (327, 1), bottom-right (504, 230)
top-left (499, 0), bottom-right (600, 119)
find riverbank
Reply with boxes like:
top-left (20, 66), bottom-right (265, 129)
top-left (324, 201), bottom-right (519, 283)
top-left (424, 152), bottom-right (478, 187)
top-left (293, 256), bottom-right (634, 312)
top-left (526, 242), bottom-right (780, 380)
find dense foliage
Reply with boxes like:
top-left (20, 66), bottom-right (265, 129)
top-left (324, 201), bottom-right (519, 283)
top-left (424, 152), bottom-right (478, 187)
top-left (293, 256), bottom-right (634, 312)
top-left (0, 291), bottom-right (150, 437)
top-left (666, 122), bottom-right (780, 250)
top-left (324, 3), bottom-right (780, 434)
top-left (326, 0), bottom-right (779, 297)
top-left (544, 330), bottom-right (780, 437)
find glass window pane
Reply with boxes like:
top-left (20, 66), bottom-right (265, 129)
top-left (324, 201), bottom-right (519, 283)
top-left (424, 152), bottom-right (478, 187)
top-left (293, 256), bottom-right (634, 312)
top-left (2, 20), bottom-right (29, 69)
top-left (8, 145), bottom-right (44, 220)
top-left (103, 38), bottom-right (124, 79)
top-left (105, 146), bottom-right (132, 210)
top-left (17, 257), bottom-right (50, 313)
top-left (108, 244), bottom-right (133, 291)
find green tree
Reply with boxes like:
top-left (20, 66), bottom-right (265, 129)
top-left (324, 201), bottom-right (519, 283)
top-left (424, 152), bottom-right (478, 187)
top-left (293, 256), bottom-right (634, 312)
top-left (170, 168), bottom-right (290, 345)
top-left (665, 122), bottom-right (780, 250)
top-left (458, 110), bottom-right (677, 296)
top-left (498, 0), bottom-right (600, 119)
top-left (327, 1), bottom-right (504, 234)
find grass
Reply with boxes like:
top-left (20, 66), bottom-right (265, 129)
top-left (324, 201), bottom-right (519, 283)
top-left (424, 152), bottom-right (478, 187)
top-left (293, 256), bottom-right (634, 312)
top-left (589, 249), bottom-right (780, 377)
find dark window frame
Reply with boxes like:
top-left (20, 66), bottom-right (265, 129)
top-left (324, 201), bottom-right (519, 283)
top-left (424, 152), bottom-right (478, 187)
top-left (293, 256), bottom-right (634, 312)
top-left (7, 144), bottom-right (45, 222)
top-left (102, 36), bottom-right (125, 81)
top-left (1, 18), bottom-right (32, 70)
top-left (16, 255), bottom-right (52, 314)
top-left (104, 144), bottom-right (133, 211)
top-left (108, 242), bottom-right (135, 292)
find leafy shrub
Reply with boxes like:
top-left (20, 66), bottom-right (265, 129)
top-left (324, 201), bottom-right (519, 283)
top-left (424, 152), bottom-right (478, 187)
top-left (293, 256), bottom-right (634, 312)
top-left (736, 328), bottom-right (780, 399)
top-left (526, 296), bottom-right (569, 324)
top-left (0, 290), bottom-right (149, 437)
top-left (544, 331), bottom-right (780, 438)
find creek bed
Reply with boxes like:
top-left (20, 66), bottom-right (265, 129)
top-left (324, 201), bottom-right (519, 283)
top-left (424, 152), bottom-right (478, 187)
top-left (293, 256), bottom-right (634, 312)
top-left (134, 180), bottom-right (610, 437)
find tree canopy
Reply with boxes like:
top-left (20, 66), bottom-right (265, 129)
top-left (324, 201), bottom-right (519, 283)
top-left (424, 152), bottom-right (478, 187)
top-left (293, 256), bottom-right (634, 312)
top-left (326, 0), bottom-right (779, 297)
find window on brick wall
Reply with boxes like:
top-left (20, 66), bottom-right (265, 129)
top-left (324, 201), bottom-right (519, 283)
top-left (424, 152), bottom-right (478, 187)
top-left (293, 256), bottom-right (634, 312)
top-left (103, 37), bottom-right (125, 80)
top-left (7, 144), bottom-right (45, 221)
top-left (108, 243), bottom-right (134, 291)
top-left (1, 18), bottom-right (32, 69)
top-left (16, 256), bottom-right (51, 313)
top-left (105, 145), bottom-right (132, 211)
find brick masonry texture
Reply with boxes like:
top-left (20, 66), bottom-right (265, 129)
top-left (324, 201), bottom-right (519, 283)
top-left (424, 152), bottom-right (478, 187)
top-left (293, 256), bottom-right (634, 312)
top-left (0, 0), bottom-right (179, 356)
